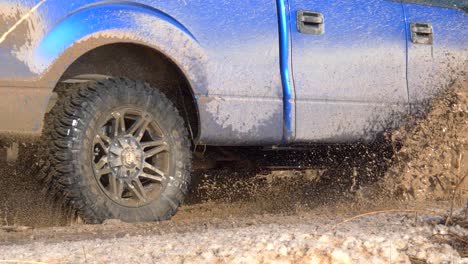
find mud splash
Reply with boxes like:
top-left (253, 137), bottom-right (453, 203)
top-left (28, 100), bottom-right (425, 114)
top-left (183, 141), bottom-right (395, 219)
top-left (0, 138), bottom-right (70, 227)
top-left (0, 78), bottom-right (466, 227)
top-left (382, 78), bottom-right (468, 201)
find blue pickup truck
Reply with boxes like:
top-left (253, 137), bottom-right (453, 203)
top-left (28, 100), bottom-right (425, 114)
top-left (0, 0), bottom-right (466, 223)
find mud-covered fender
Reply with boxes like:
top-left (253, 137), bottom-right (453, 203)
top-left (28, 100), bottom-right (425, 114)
top-left (0, 2), bottom-right (208, 134)
top-left (31, 2), bottom-right (208, 95)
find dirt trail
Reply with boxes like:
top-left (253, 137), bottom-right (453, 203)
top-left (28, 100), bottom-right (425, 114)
top-left (0, 199), bottom-right (465, 263)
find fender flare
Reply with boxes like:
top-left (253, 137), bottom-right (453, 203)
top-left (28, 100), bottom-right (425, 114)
top-left (32, 2), bottom-right (208, 97)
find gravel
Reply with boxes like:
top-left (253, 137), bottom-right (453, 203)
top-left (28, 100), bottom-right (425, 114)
top-left (0, 206), bottom-right (466, 264)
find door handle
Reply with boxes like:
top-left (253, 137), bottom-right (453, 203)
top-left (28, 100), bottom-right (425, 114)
top-left (297, 10), bottom-right (324, 35)
top-left (410, 22), bottom-right (433, 45)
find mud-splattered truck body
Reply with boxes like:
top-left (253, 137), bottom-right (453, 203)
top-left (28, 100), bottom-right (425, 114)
top-left (0, 1), bottom-right (466, 223)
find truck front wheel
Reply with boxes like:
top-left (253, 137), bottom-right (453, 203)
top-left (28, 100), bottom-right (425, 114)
top-left (41, 78), bottom-right (191, 223)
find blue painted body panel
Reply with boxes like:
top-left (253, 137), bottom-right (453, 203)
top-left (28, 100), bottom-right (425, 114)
top-left (0, 0), bottom-right (285, 144)
top-left (290, 0), bottom-right (409, 142)
top-left (0, 0), bottom-right (466, 145)
top-left (36, 3), bottom-right (195, 63)
top-left (402, 3), bottom-right (467, 106)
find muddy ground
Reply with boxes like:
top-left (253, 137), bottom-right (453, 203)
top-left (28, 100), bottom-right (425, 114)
top-left (0, 79), bottom-right (466, 263)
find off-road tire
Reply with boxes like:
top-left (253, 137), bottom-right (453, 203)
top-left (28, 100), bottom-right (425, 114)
top-left (39, 78), bottom-right (191, 223)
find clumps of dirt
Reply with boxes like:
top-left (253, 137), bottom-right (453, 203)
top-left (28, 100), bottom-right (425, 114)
top-left (0, 79), bottom-right (465, 227)
top-left (0, 137), bottom-right (71, 227)
top-left (185, 142), bottom-right (396, 215)
top-left (187, 169), bottom-right (328, 215)
top-left (383, 78), bottom-right (468, 201)
top-left (186, 78), bottom-right (468, 214)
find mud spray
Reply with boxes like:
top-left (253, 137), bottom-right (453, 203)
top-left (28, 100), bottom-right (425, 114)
top-left (0, 79), bottom-right (466, 228)
top-left (383, 79), bottom-right (468, 202)
top-left (183, 79), bottom-right (467, 216)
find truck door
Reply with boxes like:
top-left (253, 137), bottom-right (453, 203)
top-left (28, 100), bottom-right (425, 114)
top-left (289, 0), bottom-right (409, 142)
top-left (400, 1), bottom-right (467, 110)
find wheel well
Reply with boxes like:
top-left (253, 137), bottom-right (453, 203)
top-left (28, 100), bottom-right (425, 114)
top-left (58, 43), bottom-right (199, 140)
